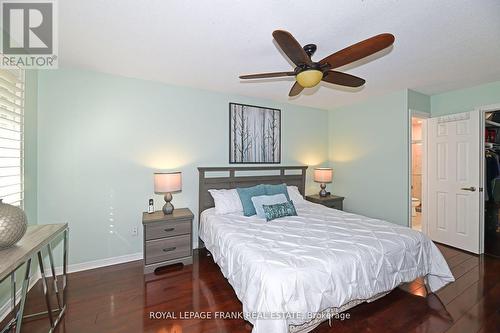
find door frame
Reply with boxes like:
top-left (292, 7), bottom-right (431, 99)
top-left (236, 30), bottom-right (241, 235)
top-left (408, 109), bottom-right (429, 233)
top-left (477, 103), bottom-right (500, 254)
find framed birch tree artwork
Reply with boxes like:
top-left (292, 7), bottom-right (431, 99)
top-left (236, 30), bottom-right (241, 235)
top-left (229, 103), bottom-right (281, 164)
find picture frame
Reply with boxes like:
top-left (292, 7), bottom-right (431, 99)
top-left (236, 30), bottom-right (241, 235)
top-left (229, 102), bottom-right (281, 164)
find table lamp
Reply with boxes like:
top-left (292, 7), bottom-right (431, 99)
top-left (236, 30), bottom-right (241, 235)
top-left (314, 168), bottom-right (333, 197)
top-left (154, 172), bottom-right (182, 214)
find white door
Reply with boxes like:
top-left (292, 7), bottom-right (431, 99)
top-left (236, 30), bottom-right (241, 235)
top-left (427, 111), bottom-right (480, 253)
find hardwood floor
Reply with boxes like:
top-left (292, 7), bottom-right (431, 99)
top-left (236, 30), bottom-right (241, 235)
top-left (10, 244), bottom-right (500, 333)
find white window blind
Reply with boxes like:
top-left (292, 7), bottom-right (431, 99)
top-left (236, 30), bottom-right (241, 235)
top-left (0, 69), bottom-right (24, 207)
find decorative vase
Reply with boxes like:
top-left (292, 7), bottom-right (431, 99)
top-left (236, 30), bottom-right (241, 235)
top-left (0, 199), bottom-right (27, 249)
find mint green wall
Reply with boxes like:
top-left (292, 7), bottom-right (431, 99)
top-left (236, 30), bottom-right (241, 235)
top-left (431, 80), bottom-right (500, 116)
top-left (36, 69), bottom-right (329, 265)
top-left (328, 90), bottom-right (410, 225)
top-left (408, 89), bottom-right (431, 113)
top-left (24, 70), bottom-right (38, 225)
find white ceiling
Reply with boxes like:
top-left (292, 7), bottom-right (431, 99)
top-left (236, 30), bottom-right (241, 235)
top-left (59, 0), bottom-right (500, 110)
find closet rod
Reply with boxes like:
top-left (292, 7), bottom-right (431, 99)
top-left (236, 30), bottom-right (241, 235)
top-left (485, 119), bottom-right (500, 127)
top-left (485, 142), bottom-right (500, 149)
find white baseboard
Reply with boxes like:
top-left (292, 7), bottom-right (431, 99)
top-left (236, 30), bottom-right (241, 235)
top-left (54, 252), bottom-right (143, 275)
top-left (0, 252), bottom-right (143, 323)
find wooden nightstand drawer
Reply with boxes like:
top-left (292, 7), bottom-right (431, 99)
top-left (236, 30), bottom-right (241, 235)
top-left (145, 234), bottom-right (191, 265)
top-left (144, 219), bottom-right (191, 240)
top-left (142, 208), bottom-right (194, 273)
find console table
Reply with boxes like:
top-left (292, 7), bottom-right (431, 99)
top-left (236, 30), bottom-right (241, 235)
top-left (0, 224), bottom-right (68, 333)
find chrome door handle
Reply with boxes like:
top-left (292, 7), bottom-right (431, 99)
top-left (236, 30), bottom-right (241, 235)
top-left (460, 186), bottom-right (476, 192)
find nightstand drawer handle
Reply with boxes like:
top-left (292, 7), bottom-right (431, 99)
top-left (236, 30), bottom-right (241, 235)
top-left (162, 247), bottom-right (176, 252)
top-left (164, 227), bottom-right (175, 232)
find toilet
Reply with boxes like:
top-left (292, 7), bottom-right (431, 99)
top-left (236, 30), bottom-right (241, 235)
top-left (411, 197), bottom-right (420, 217)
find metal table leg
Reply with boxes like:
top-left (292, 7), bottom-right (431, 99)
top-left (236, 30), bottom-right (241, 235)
top-left (48, 228), bottom-right (68, 331)
top-left (63, 228), bottom-right (68, 306)
top-left (31, 228), bottom-right (68, 332)
top-left (37, 251), bottom-right (55, 328)
top-left (10, 272), bottom-right (16, 316)
top-left (47, 243), bottom-right (62, 310)
top-left (1, 227), bottom-right (69, 333)
top-left (14, 258), bottom-right (31, 333)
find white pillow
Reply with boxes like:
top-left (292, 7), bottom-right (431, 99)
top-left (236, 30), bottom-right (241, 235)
top-left (287, 186), bottom-right (306, 204)
top-left (208, 189), bottom-right (243, 215)
top-left (251, 194), bottom-right (288, 218)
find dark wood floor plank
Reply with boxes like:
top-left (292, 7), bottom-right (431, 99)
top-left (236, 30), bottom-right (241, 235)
top-left (4, 244), bottom-right (498, 333)
top-left (436, 244), bottom-right (466, 260)
top-left (449, 256), bottom-right (479, 279)
top-left (404, 293), bottom-right (456, 333)
top-left (444, 255), bottom-right (500, 323)
top-left (445, 282), bottom-right (500, 333)
top-left (446, 252), bottom-right (474, 269)
top-left (477, 310), bottom-right (500, 333)
top-left (437, 266), bottom-right (480, 304)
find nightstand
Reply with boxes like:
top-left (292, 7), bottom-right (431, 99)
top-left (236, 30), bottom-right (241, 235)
top-left (306, 194), bottom-right (344, 210)
top-left (142, 208), bottom-right (194, 274)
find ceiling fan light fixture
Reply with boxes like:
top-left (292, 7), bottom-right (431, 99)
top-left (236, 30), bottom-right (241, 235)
top-left (239, 30), bottom-right (395, 96)
top-left (296, 69), bottom-right (323, 88)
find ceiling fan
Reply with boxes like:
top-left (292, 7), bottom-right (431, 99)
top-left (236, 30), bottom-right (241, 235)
top-left (239, 30), bottom-right (395, 97)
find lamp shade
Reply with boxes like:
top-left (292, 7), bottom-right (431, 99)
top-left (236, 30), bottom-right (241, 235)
top-left (154, 172), bottom-right (182, 193)
top-left (314, 168), bottom-right (333, 183)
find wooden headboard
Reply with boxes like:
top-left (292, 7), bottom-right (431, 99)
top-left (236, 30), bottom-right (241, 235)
top-left (198, 166), bottom-right (308, 218)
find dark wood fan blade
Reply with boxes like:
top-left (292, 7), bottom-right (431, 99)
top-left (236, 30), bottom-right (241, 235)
top-left (320, 33), bottom-right (395, 69)
top-left (288, 81), bottom-right (304, 97)
top-left (239, 71), bottom-right (295, 79)
top-left (272, 30), bottom-right (312, 66)
top-left (322, 71), bottom-right (365, 87)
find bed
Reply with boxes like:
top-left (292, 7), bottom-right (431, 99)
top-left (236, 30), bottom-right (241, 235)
top-left (197, 166), bottom-right (454, 333)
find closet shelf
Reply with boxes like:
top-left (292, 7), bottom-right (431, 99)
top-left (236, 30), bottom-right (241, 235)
top-left (485, 120), bottom-right (500, 128)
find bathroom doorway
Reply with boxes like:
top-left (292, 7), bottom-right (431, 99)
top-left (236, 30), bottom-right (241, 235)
top-left (409, 111), bottom-right (428, 232)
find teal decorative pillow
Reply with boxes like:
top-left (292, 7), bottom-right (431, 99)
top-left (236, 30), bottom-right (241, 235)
top-left (264, 183), bottom-right (290, 201)
top-left (237, 184), bottom-right (266, 216)
top-left (262, 200), bottom-right (297, 221)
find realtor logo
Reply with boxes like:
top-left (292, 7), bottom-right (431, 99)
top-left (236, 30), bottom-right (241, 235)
top-left (0, 0), bottom-right (57, 68)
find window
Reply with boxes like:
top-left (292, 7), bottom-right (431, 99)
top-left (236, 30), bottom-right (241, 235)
top-left (0, 69), bottom-right (24, 207)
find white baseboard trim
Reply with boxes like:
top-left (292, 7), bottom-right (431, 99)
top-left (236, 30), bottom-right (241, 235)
top-left (0, 252), bottom-right (143, 323)
top-left (55, 252), bottom-right (143, 275)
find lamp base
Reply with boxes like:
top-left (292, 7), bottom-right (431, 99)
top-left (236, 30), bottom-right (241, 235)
top-left (162, 193), bottom-right (174, 215)
top-left (319, 183), bottom-right (327, 197)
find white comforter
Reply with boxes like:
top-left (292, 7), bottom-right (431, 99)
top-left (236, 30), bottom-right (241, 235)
top-left (199, 201), bottom-right (454, 333)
